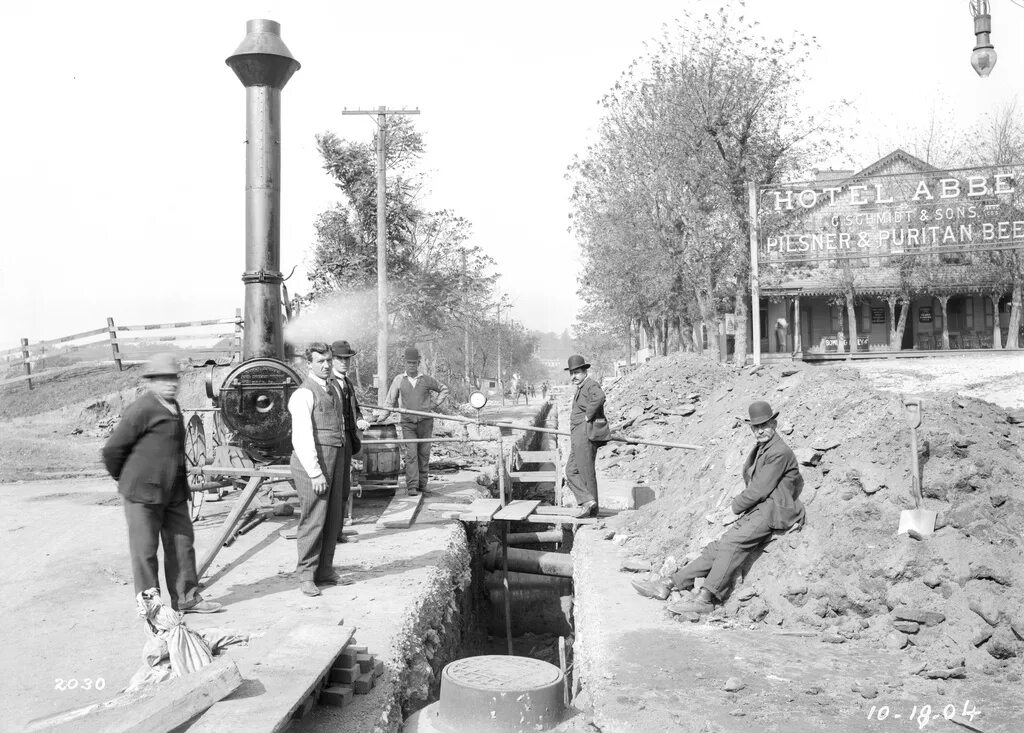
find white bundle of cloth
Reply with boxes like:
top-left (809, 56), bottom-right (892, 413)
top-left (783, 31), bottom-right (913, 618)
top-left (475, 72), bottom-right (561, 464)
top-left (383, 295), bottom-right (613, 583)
top-left (125, 588), bottom-right (249, 691)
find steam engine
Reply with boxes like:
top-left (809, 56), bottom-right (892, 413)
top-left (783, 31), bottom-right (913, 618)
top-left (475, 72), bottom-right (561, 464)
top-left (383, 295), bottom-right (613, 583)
top-left (204, 20), bottom-right (303, 463)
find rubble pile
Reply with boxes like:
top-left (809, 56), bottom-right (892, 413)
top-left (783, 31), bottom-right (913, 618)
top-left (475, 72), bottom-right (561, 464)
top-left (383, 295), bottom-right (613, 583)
top-left (601, 352), bottom-right (1024, 681)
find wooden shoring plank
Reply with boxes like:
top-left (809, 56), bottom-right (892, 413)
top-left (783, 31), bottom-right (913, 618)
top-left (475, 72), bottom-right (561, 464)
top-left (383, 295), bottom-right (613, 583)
top-left (458, 498), bottom-right (504, 522)
top-left (196, 465), bottom-right (294, 479)
top-left (118, 318), bottom-right (235, 331)
top-left (25, 656), bottom-right (242, 733)
top-left (516, 451), bottom-right (557, 463)
top-left (509, 471), bottom-right (558, 482)
top-left (190, 625), bottom-right (355, 733)
top-left (532, 505), bottom-right (583, 516)
top-left (110, 333), bottom-right (235, 344)
top-left (520, 514), bottom-right (598, 526)
top-left (493, 499), bottom-right (541, 521)
top-left (376, 491), bottom-right (424, 528)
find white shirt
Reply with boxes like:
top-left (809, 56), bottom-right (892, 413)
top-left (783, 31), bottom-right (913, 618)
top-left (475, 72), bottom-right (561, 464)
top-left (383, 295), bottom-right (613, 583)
top-left (288, 373), bottom-right (328, 479)
top-left (405, 373), bottom-right (421, 389)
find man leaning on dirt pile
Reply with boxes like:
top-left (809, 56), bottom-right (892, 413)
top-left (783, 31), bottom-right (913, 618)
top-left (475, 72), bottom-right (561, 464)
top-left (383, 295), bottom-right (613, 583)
top-left (632, 400), bottom-right (805, 615)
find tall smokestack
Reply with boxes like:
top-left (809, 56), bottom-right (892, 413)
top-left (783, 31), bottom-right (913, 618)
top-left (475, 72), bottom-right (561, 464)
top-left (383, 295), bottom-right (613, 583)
top-left (226, 20), bottom-right (300, 361)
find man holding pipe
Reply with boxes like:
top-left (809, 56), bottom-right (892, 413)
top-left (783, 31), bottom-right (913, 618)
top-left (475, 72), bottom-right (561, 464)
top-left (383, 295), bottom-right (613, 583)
top-left (289, 342), bottom-right (348, 596)
top-left (631, 400), bottom-right (804, 615)
top-left (330, 339), bottom-right (369, 543)
top-left (564, 354), bottom-right (606, 517)
top-left (378, 347), bottom-right (450, 495)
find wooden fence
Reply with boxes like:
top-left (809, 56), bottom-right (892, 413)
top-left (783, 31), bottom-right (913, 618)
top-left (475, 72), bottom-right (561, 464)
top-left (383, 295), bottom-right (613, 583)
top-left (1, 310), bottom-right (242, 389)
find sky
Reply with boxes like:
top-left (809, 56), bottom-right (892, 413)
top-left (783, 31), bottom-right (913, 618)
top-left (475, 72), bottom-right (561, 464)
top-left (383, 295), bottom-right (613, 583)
top-left (4, 0), bottom-right (1024, 349)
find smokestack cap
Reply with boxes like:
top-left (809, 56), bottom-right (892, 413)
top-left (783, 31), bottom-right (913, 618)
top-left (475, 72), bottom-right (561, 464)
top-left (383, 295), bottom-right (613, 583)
top-left (226, 19), bottom-right (300, 89)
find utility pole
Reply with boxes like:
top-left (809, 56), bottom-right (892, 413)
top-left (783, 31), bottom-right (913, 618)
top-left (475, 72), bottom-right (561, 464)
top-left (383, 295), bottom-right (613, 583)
top-left (496, 300), bottom-right (504, 407)
top-left (462, 249), bottom-right (470, 389)
top-left (342, 106), bottom-right (420, 404)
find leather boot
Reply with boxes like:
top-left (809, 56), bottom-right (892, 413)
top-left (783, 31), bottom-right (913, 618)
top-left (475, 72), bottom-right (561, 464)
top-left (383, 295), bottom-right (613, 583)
top-left (631, 577), bottom-right (674, 600)
top-left (667, 587), bottom-right (716, 615)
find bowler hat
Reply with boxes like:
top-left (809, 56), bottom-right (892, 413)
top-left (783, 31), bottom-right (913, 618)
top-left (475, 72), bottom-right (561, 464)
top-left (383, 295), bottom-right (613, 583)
top-left (143, 352), bottom-right (180, 378)
top-left (403, 346), bottom-right (421, 362)
top-left (330, 340), bottom-right (357, 357)
top-left (564, 354), bottom-right (591, 372)
top-left (746, 400), bottom-right (779, 426)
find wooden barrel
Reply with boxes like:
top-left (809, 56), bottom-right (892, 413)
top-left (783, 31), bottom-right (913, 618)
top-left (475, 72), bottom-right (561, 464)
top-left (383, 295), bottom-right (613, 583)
top-left (361, 423), bottom-right (402, 479)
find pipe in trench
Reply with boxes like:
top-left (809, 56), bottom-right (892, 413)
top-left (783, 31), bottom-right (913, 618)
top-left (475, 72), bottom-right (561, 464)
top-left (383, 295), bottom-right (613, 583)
top-left (484, 544), bottom-right (573, 578)
top-left (507, 530), bottom-right (564, 545)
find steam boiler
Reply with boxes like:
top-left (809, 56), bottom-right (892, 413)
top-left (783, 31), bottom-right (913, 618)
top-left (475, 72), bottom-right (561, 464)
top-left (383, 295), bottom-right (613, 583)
top-left (191, 20), bottom-right (304, 471)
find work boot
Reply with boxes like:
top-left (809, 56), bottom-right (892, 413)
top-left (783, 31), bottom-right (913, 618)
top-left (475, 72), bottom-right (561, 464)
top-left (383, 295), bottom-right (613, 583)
top-left (336, 533), bottom-right (348, 543)
top-left (299, 580), bottom-right (321, 597)
top-left (631, 577), bottom-right (674, 601)
top-left (667, 588), bottom-right (716, 615)
top-left (578, 500), bottom-right (597, 517)
top-left (181, 599), bottom-right (225, 614)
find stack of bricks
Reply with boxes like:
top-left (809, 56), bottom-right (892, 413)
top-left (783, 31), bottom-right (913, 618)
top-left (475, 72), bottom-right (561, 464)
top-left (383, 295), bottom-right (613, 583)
top-left (319, 639), bottom-right (385, 709)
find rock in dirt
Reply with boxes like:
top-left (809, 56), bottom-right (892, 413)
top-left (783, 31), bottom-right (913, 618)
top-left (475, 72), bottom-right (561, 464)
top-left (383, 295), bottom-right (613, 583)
top-left (811, 437), bottom-right (841, 451)
top-left (970, 563), bottom-right (1012, 586)
top-left (620, 558), bottom-right (652, 573)
top-left (736, 587), bottom-right (758, 602)
top-left (821, 633), bottom-right (846, 644)
top-left (794, 447), bottom-right (822, 467)
top-left (986, 630), bottom-right (1019, 659)
top-left (886, 633), bottom-right (909, 650)
top-left (723, 677), bottom-right (745, 692)
top-left (779, 422), bottom-right (795, 435)
top-left (972, 628), bottom-right (994, 647)
top-left (893, 620), bottom-right (920, 634)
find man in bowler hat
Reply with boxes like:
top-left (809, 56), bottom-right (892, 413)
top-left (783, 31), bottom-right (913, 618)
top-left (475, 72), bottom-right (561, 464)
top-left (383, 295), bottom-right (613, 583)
top-left (330, 340), bottom-right (369, 543)
top-left (102, 353), bottom-right (222, 613)
top-left (564, 354), bottom-right (606, 516)
top-left (379, 347), bottom-right (450, 495)
top-left (632, 400), bottom-right (805, 614)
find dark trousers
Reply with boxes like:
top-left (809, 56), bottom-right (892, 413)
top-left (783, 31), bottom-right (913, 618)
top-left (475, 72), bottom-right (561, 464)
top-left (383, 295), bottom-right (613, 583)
top-left (400, 419), bottom-right (433, 490)
top-left (292, 445), bottom-right (344, 582)
top-left (565, 424), bottom-right (598, 507)
top-left (670, 507), bottom-right (774, 599)
top-left (333, 439), bottom-right (354, 539)
top-left (123, 497), bottom-right (200, 610)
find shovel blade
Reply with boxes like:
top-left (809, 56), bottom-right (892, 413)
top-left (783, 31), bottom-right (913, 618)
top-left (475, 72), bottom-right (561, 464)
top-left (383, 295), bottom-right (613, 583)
top-left (898, 509), bottom-right (937, 536)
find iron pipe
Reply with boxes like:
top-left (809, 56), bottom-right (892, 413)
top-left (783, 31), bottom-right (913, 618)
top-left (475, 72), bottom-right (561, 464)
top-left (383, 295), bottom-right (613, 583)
top-left (507, 530), bottom-right (564, 545)
top-left (484, 544), bottom-right (573, 578)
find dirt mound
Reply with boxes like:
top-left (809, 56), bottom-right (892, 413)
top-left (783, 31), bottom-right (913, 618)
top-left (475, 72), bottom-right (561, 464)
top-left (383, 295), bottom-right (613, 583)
top-left (602, 352), bottom-right (1024, 680)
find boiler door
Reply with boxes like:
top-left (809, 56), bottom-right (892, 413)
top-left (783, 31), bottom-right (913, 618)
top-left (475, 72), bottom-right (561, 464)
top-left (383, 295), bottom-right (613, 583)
top-left (218, 358), bottom-right (302, 456)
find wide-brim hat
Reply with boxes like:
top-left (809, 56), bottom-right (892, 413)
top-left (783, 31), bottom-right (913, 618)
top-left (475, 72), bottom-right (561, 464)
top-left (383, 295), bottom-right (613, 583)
top-left (330, 340), bottom-right (357, 357)
top-left (403, 346), bottom-right (421, 362)
top-left (745, 400), bottom-right (779, 426)
top-left (143, 352), bottom-right (180, 378)
top-left (564, 354), bottom-right (591, 371)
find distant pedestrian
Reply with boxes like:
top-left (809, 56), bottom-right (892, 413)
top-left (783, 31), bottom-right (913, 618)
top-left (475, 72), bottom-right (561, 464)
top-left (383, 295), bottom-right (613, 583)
top-left (378, 347), bottom-right (450, 495)
top-left (101, 353), bottom-right (222, 614)
top-left (289, 342), bottom-right (348, 596)
top-left (330, 340), bottom-right (369, 544)
top-left (529, 384), bottom-right (536, 398)
top-left (564, 355), bottom-right (605, 517)
top-left (541, 381), bottom-right (549, 400)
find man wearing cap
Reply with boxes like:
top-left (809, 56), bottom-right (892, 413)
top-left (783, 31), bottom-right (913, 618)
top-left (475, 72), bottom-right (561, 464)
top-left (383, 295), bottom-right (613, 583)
top-left (102, 353), bottom-right (222, 613)
top-left (564, 354), bottom-right (606, 517)
top-left (632, 400), bottom-right (805, 614)
top-left (289, 342), bottom-right (348, 596)
top-left (378, 347), bottom-right (450, 495)
top-left (330, 340), bottom-right (370, 543)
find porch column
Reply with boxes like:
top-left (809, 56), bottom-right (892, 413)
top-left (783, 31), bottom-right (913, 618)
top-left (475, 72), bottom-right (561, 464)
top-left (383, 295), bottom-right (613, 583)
top-left (793, 296), bottom-right (802, 355)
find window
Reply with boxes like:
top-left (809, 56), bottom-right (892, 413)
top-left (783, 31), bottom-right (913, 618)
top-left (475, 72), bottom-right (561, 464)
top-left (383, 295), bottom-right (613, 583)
top-left (932, 298), bottom-right (944, 332)
top-left (860, 304), bottom-right (871, 333)
top-left (759, 310), bottom-right (768, 338)
top-left (830, 305), bottom-right (841, 332)
top-left (965, 297), bottom-right (974, 330)
top-left (984, 297), bottom-right (994, 328)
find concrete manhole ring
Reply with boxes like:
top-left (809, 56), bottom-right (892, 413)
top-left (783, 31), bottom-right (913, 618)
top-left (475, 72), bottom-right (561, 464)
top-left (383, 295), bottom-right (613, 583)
top-left (444, 654), bottom-right (562, 691)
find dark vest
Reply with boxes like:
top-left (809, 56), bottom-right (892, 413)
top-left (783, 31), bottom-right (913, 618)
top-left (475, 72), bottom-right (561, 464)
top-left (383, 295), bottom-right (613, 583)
top-left (303, 375), bottom-right (345, 447)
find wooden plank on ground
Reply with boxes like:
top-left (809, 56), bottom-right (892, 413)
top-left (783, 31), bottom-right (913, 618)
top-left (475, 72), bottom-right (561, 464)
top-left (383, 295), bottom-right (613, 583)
top-left (493, 500), bottom-right (542, 521)
top-left (516, 451), bottom-right (557, 463)
top-left (458, 498), bottom-right (503, 522)
top-left (509, 471), bottom-right (558, 482)
top-left (533, 505), bottom-right (586, 516)
top-left (424, 502), bottom-right (472, 513)
top-left (191, 624), bottom-right (355, 733)
top-left (26, 656), bottom-right (242, 733)
top-left (521, 514), bottom-right (598, 526)
top-left (376, 491), bottom-right (424, 528)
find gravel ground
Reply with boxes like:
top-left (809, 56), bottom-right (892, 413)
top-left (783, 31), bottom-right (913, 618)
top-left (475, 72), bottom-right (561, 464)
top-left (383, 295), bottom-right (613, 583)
top-left (847, 353), bottom-right (1024, 409)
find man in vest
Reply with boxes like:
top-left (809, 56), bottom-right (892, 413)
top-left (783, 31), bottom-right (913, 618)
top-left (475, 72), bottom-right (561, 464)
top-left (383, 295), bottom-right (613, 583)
top-left (102, 353), bottom-right (223, 613)
top-left (330, 339), bottom-right (369, 543)
top-left (632, 401), bottom-right (805, 615)
top-left (564, 354), bottom-right (606, 517)
top-left (379, 347), bottom-right (450, 495)
top-left (288, 342), bottom-right (348, 596)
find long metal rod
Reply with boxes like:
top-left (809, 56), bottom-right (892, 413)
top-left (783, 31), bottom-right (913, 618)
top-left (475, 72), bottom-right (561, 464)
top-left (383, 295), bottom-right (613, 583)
top-left (376, 110), bottom-right (388, 404)
top-left (362, 403), bottom-right (703, 451)
top-left (197, 475), bottom-right (265, 579)
top-left (498, 435), bottom-right (513, 655)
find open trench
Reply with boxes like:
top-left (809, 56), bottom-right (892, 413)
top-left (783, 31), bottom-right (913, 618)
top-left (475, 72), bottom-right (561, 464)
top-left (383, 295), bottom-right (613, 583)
top-left (387, 399), bottom-right (579, 732)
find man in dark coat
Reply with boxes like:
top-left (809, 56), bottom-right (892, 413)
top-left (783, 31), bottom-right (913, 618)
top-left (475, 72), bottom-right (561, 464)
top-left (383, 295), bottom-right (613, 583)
top-left (101, 353), bottom-right (222, 613)
top-left (378, 347), bottom-right (450, 495)
top-left (289, 342), bottom-right (348, 596)
top-left (330, 340), bottom-right (369, 543)
top-left (632, 400), bottom-right (805, 614)
top-left (563, 354), bottom-right (606, 517)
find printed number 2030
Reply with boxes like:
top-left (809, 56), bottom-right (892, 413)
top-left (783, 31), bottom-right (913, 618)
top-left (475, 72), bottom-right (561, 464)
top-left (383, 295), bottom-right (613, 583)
top-left (55, 678), bottom-right (105, 691)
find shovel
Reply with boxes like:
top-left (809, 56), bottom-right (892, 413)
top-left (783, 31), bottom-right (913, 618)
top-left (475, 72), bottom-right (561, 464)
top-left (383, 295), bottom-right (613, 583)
top-left (897, 399), bottom-right (937, 536)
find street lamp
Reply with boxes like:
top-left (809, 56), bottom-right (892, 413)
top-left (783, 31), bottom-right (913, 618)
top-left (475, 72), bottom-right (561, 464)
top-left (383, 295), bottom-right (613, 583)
top-left (970, 0), bottom-right (997, 77)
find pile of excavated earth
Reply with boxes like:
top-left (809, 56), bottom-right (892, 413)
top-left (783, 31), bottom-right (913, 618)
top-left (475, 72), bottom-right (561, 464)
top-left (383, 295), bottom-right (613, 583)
top-left (598, 352), bottom-right (1024, 685)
